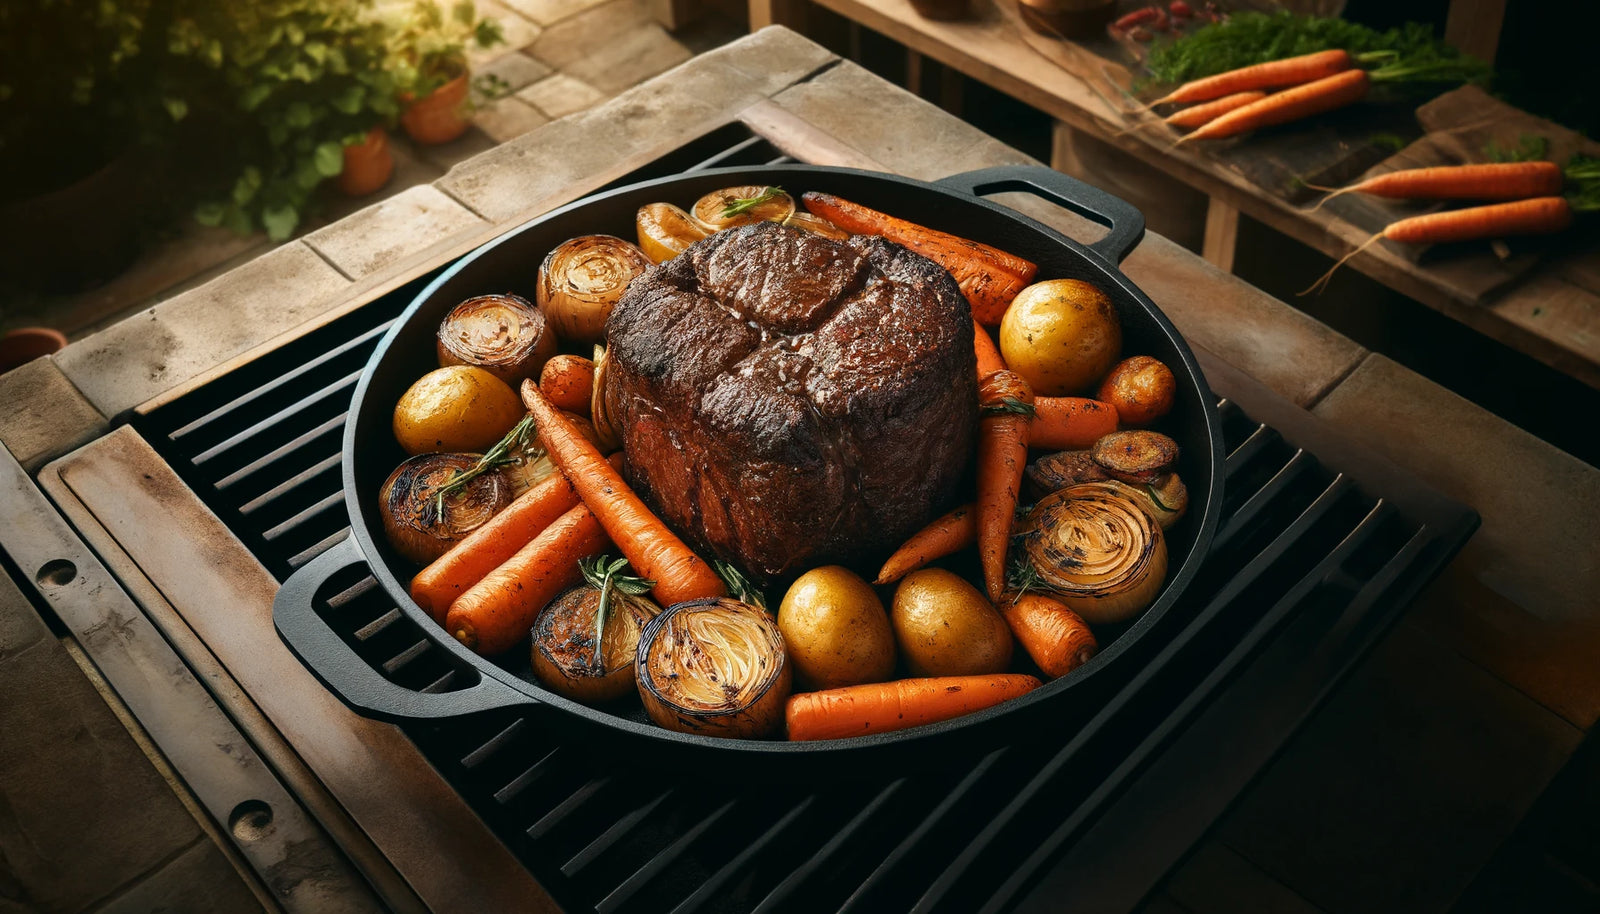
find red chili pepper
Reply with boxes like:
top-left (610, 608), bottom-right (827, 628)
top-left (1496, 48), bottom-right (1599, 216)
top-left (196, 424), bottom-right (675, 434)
top-left (1113, 7), bottom-right (1159, 30)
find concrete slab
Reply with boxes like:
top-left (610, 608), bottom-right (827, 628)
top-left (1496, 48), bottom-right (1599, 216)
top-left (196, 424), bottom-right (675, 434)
top-left (304, 185), bottom-right (486, 282)
top-left (558, 22), bottom-right (693, 94)
top-left (517, 73), bottom-right (608, 119)
top-left (0, 357), bottom-right (107, 472)
top-left (52, 242), bottom-right (350, 417)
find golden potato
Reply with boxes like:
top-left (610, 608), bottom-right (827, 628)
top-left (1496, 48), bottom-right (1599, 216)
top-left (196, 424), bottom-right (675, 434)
top-left (393, 365), bottom-right (523, 455)
top-left (1097, 355), bottom-right (1176, 427)
top-left (890, 568), bottom-right (1012, 677)
top-left (999, 279), bottom-right (1122, 396)
top-left (778, 566), bottom-right (896, 690)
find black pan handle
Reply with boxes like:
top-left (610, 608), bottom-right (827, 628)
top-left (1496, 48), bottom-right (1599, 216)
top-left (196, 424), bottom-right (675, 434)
top-left (937, 165), bottom-right (1147, 265)
top-left (273, 535), bottom-right (534, 722)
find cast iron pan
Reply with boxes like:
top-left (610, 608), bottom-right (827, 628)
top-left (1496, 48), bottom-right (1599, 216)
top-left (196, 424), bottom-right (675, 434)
top-left (274, 165), bottom-right (1225, 770)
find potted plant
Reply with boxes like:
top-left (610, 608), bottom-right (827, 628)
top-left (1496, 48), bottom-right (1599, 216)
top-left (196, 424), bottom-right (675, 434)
top-left (385, 1), bottom-right (504, 145)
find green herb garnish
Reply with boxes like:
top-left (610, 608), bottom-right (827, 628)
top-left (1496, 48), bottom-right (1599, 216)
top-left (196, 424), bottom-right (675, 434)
top-left (712, 559), bottom-right (768, 612)
top-left (981, 397), bottom-right (1037, 417)
top-left (433, 414), bottom-right (535, 518)
top-left (580, 555), bottom-right (655, 669)
top-left (718, 186), bottom-right (785, 219)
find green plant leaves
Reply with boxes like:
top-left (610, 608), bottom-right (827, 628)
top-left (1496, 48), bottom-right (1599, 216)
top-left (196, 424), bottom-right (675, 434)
top-left (262, 205), bottom-right (298, 241)
top-left (162, 97), bottom-right (188, 121)
top-left (313, 142), bottom-right (344, 177)
top-left (330, 83), bottom-right (365, 114)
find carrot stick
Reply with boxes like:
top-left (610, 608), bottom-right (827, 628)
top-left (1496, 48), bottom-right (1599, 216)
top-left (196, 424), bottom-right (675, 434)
top-left (1000, 593), bottom-right (1098, 679)
top-left (786, 673), bottom-right (1043, 741)
top-left (409, 452), bottom-right (623, 623)
top-left (444, 502), bottom-right (611, 655)
top-left (1312, 161), bottom-right (1564, 212)
top-left (1153, 48), bottom-right (1351, 106)
top-left (801, 192), bottom-right (1038, 325)
top-left (539, 355), bottom-right (596, 415)
top-left (1030, 397), bottom-right (1119, 451)
top-left (1302, 197), bottom-right (1574, 295)
top-left (1177, 69), bottom-right (1369, 143)
top-left (977, 370), bottom-right (1035, 602)
top-left (1164, 90), bottom-right (1267, 129)
top-left (874, 502), bottom-right (977, 585)
top-left (520, 380), bottom-right (726, 606)
top-left (974, 319), bottom-right (1006, 377)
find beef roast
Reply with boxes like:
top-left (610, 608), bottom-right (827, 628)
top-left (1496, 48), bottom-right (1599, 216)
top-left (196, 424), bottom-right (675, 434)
top-left (603, 220), bottom-right (977, 580)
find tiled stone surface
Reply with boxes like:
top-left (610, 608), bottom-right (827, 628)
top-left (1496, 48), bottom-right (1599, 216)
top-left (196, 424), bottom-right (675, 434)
top-left (471, 95), bottom-right (553, 141)
top-left (500, 0), bottom-right (612, 27)
top-left (96, 839), bottom-right (265, 914)
top-left (0, 357), bottom-right (107, 472)
top-left (527, 0), bottom-right (652, 72)
top-left (474, 0), bottom-right (543, 58)
top-left (557, 21), bottom-right (692, 93)
top-left (1218, 621), bottom-right (1580, 914)
top-left (517, 73), bottom-right (608, 119)
top-left (716, 23), bottom-right (837, 89)
top-left (474, 50), bottom-right (554, 92)
top-left (53, 242), bottom-right (349, 417)
top-left (1312, 354), bottom-right (1600, 726)
top-left (304, 185), bottom-right (485, 281)
top-left (0, 576), bottom-right (206, 914)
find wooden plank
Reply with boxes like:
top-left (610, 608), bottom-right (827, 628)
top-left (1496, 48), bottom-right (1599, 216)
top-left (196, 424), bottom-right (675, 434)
top-left (1443, 0), bottom-right (1507, 65)
top-left (1202, 196), bottom-right (1239, 272)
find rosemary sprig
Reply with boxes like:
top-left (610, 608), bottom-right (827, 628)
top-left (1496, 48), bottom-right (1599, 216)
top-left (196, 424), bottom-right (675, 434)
top-left (718, 186), bottom-right (785, 219)
top-left (712, 559), bottom-right (768, 612)
top-left (981, 397), bottom-right (1037, 417)
top-left (580, 554), bottom-right (655, 669)
top-left (433, 414), bottom-right (535, 517)
top-left (1006, 554), bottom-right (1045, 600)
top-left (1147, 482), bottom-right (1178, 513)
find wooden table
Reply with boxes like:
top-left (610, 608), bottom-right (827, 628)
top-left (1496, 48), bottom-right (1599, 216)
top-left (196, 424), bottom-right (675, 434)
top-left (748, 0), bottom-right (1600, 390)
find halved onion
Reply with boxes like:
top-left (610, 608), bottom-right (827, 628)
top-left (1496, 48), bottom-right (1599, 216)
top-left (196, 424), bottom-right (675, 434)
top-left (690, 185), bottom-right (795, 232)
top-left (589, 344), bottom-right (621, 453)
top-left (636, 598), bottom-right (791, 739)
top-left (1015, 482), bottom-right (1167, 625)
top-left (379, 453), bottom-right (513, 564)
top-left (537, 235), bottom-right (651, 346)
top-left (783, 211), bottom-right (850, 240)
top-left (1111, 474), bottom-right (1188, 530)
top-left (636, 202), bottom-right (711, 263)
top-left (532, 583), bottom-right (660, 705)
top-left (501, 439), bottom-right (555, 497)
top-left (436, 293), bottom-right (558, 386)
top-left (1091, 430), bottom-right (1179, 485)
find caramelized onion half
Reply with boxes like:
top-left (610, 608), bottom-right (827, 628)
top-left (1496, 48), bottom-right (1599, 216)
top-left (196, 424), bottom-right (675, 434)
top-left (783, 211), bottom-right (850, 240)
top-left (636, 202), bottom-right (711, 263)
top-left (532, 584), bottom-right (660, 705)
top-left (1017, 482), bottom-right (1167, 625)
top-left (690, 185), bottom-right (795, 232)
top-left (537, 235), bottom-right (651, 346)
top-left (589, 344), bottom-right (621, 453)
top-left (1109, 475), bottom-right (1188, 531)
top-left (636, 598), bottom-right (791, 739)
top-left (379, 453), bottom-right (513, 564)
top-left (436, 293), bottom-right (558, 386)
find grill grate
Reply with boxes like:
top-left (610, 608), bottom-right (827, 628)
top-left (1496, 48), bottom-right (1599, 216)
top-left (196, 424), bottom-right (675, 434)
top-left (133, 124), bottom-right (1475, 913)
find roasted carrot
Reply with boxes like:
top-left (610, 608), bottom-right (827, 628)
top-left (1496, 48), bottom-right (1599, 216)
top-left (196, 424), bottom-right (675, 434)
top-left (974, 319), bottom-right (1006, 377)
top-left (409, 452), bottom-right (624, 623)
top-left (1030, 396), bottom-right (1119, 451)
top-left (1303, 196), bottom-right (1574, 295)
top-left (1164, 90), bottom-right (1267, 129)
top-left (1000, 592), bottom-right (1098, 679)
top-left (977, 370), bottom-right (1035, 603)
top-left (539, 355), bottom-right (596, 415)
top-left (1311, 161), bottom-right (1564, 211)
top-left (520, 380), bottom-right (726, 606)
top-left (1153, 48), bottom-right (1351, 106)
top-left (785, 673), bottom-right (1043, 741)
top-left (445, 502), bottom-right (611, 655)
top-left (801, 192), bottom-right (1038, 325)
top-left (1177, 69), bottom-right (1369, 143)
top-left (874, 502), bottom-right (977, 585)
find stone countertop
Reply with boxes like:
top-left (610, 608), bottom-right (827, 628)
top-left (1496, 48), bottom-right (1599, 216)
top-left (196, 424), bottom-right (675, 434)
top-left (2, 26), bottom-right (1597, 913)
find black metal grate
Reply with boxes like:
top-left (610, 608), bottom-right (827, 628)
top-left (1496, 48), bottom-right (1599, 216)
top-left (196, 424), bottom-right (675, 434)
top-left (132, 123), bottom-right (1476, 913)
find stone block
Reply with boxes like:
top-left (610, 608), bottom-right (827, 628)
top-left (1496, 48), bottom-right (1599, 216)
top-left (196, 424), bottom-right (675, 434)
top-left (472, 95), bottom-right (553, 142)
top-left (558, 23), bottom-right (692, 94)
top-left (0, 357), bottom-right (107, 472)
top-left (304, 185), bottom-right (485, 281)
top-left (517, 74), bottom-right (608, 119)
top-left (500, 0), bottom-right (611, 27)
top-left (96, 839), bottom-right (265, 914)
top-left (53, 242), bottom-right (349, 417)
top-left (527, 0), bottom-right (652, 73)
top-left (474, 50), bottom-right (553, 93)
top-left (474, 0), bottom-right (543, 58)
top-left (711, 25), bottom-right (837, 95)
top-left (0, 633), bottom-right (202, 913)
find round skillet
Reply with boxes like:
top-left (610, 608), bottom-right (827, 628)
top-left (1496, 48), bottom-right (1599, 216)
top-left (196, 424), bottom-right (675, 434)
top-left (274, 165), bottom-right (1225, 771)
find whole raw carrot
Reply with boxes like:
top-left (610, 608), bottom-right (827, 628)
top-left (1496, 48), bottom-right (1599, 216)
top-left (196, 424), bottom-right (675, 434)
top-left (445, 502), bottom-right (611, 655)
top-left (801, 191), bottom-right (1038, 325)
top-left (1302, 197), bottom-right (1574, 295)
top-left (974, 319), bottom-right (1006, 377)
top-left (539, 354), bottom-right (595, 414)
top-left (1000, 593), bottom-right (1098, 679)
top-left (1030, 396), bottom-right (1118, 450)
top-left (409, 452), bottom-right (623, 622)
top-left (786, 673), bottom-right (1043, 741)
top-left (1179, 69), bottom-right (1369, 143)
top-left (520, 380), bottom-right (726, 606)
top-left (1153, 48), bottom-right (1351, 106)
top-left (1165, 90), bottom-right (1267, 129)
top-left (977, 370), bottom-right (1035, 602)
top-left (874, 502), bottom-right (977, 585)
top-left (1312, 161), bottom-right (1564, 211)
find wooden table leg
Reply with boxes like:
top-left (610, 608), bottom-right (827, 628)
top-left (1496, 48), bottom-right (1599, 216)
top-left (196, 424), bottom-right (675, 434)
top-left (1203, 195), bottom-right (1239, 272)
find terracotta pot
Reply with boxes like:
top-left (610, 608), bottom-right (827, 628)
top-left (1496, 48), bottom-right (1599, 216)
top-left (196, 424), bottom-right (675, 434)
top-left (339, 127), bottom-right (395, 196)
top-left (0, 327), bottom-right (69, 374)
top-left (400, 73), bottom-right (472, 145)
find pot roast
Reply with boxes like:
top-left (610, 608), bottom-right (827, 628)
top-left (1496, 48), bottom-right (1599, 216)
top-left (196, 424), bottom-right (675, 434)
top-left (603, 221), bottom-right (977, 581)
